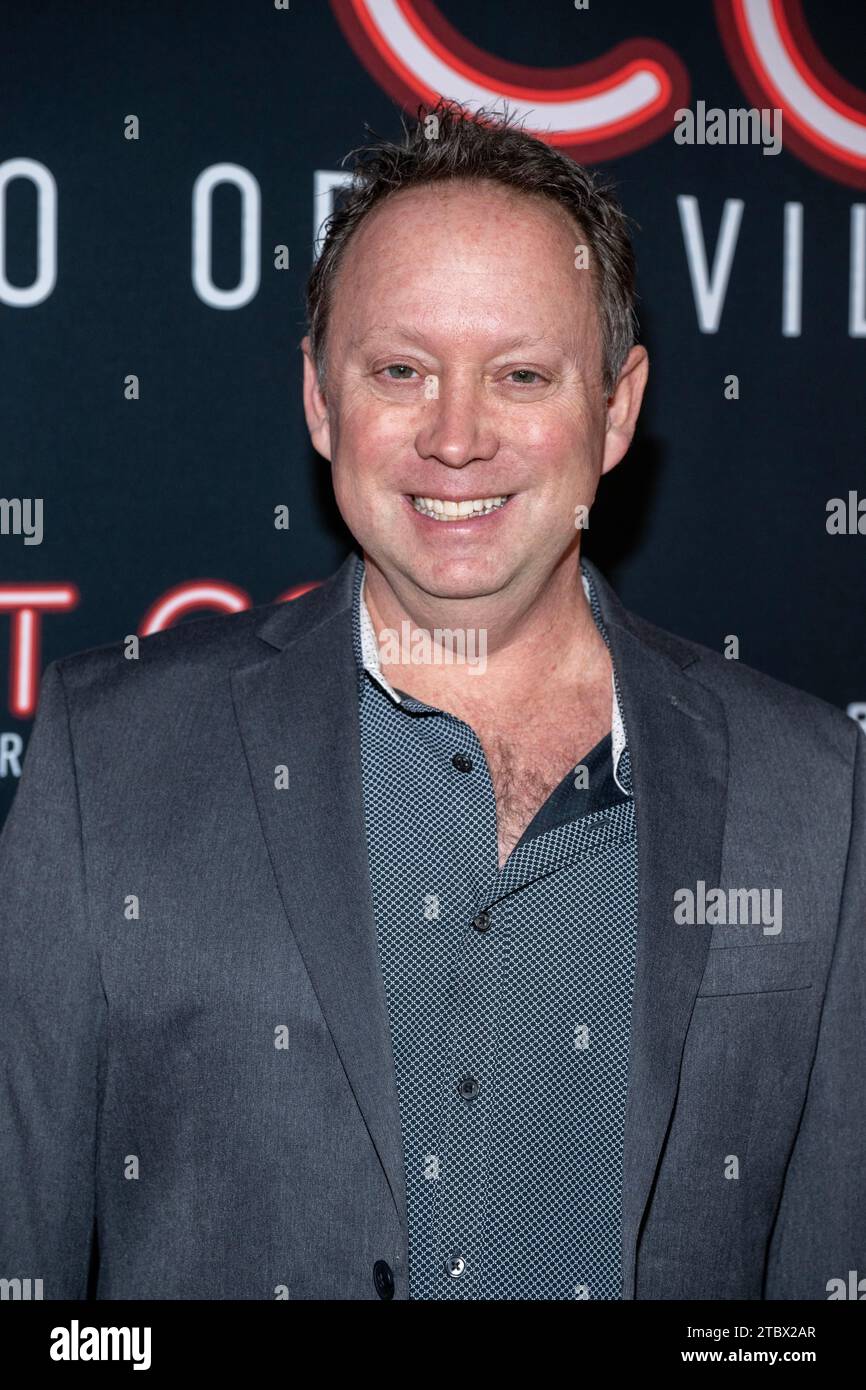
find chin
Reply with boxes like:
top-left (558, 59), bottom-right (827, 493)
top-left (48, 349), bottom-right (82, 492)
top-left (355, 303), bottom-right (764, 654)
top-left (396, 553), bottom-right (515, 601)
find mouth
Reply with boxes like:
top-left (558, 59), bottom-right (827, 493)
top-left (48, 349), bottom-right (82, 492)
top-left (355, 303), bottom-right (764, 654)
top-left (409, 494), bottom-right (512, 522)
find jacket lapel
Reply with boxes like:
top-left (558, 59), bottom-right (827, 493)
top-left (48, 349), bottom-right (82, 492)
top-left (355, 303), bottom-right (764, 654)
top-left (584, 560), bottom-right (729, 1298)
top-left (230, 553), bottom-right (407, 1230)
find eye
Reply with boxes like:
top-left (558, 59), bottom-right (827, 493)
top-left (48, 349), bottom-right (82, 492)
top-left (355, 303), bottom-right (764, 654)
top-left (506, 369), bottom-right (548, 386)
top-left (380, 363), bottom-right (418, 380)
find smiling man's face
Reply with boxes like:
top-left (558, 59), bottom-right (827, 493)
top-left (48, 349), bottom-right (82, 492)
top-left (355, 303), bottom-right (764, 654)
top-left (303, 177), bottom-right (646, 612)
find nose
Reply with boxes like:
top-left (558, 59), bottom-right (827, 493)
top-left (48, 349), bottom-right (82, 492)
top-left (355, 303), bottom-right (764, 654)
top-left (413, 371), bottom-right (499, 470)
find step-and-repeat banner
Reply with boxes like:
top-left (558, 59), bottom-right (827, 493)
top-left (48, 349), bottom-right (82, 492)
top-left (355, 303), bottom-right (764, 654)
top-left (2, 0), bottom-right (865, 825)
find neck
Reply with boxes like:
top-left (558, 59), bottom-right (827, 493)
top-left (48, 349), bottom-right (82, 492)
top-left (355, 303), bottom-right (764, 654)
top-left (361, 546), bottom-right (611, 713)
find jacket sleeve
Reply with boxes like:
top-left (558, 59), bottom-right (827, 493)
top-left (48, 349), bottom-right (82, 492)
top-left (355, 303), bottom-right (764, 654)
top-left (0, 660), bottom-right (106, 1299)
top-left (763, 726), bottom-right (866, 1299)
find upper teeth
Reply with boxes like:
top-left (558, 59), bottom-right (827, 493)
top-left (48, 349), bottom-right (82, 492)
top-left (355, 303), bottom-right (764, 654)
top-left (412, 495), bottom-right (509, 520)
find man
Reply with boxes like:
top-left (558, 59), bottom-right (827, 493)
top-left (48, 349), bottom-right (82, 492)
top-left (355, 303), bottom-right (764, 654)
top-left (1, 101), bottom-right (863, 1301)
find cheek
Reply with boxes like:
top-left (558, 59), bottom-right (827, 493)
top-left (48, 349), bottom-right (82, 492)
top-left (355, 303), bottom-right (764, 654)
top-left (521, 426), bottom-right (585, 497)
top-left (330, 430), bottom-right (396, 523)
top-left (518, 415), bottom-right (598, 513)
top-left (333, 400), bottom-right (411, 491)
top-left (518, 399), bottom-right (588, 454)
top-left (331, 461), bottom-right (373, 528)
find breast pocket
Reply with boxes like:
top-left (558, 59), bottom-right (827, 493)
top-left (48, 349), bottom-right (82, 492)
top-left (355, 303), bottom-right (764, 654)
top-left (696, 940), bottom-right (814, 998)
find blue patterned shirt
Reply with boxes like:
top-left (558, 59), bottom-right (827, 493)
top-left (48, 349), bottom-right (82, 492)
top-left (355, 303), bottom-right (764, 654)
top-left (353, 555), bottom-right (638, 1299)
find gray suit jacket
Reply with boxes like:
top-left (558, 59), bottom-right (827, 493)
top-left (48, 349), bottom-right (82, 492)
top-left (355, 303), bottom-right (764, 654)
top-left (1, 552), bottom-right (863, 1300)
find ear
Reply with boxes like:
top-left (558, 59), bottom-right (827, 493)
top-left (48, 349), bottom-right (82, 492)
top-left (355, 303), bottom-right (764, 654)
top-left (301, 335), bottom-right (332, 462)
top-left (601, 345), bottom-right (649, 477)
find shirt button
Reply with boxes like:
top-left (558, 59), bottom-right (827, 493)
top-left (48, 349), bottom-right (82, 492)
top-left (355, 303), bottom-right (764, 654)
top-left (472, 910), bottom-right (491, 934)
top-left (457, 1075), bottom-right (480, 1100)
top-left (372, 1259), bottom-right (395, 1300)
top-left (451, 752), bottom-right (473, 773)
top-left (444, 1252), bottom-right (466, 1278)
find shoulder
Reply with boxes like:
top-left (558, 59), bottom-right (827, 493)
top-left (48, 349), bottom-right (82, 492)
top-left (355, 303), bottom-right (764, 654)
top-left (625, 608), bottom-right (859, 770)
top-left (46, 559), bottom-right (355, 719)
top-left (55, 601), bottom-right (272, 691)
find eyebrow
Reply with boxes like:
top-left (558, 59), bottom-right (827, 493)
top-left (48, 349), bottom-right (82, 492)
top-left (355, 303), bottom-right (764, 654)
top-left (351, 324), bottom-right (552, 352)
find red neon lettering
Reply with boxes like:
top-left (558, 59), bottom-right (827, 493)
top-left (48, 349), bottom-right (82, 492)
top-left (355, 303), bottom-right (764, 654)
top-left (0, 584), bottom-right (79, 717)
top-left (331, 0), bottom-right (689, 161)
top-left (716, 0), bottom-right (866, 188)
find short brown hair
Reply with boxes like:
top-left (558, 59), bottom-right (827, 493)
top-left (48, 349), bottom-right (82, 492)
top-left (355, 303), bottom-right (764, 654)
top-left (305, 98), bottom-right (639, 398)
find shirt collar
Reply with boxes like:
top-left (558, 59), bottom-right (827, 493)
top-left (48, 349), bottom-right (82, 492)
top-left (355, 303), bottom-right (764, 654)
top-left (352, 555), bottom-right (631, 796)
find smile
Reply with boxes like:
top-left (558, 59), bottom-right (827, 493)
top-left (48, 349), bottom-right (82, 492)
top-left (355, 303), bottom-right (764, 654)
top-left (411, 495), bottom-right (511, 520)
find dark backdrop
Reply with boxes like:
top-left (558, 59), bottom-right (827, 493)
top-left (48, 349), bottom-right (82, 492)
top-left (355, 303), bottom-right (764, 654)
top-left (2, 0), bottom-right (865, 825)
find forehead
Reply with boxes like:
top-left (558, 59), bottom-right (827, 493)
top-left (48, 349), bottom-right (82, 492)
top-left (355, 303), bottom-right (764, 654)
top-left (330, 178), bottom-right (596, 349)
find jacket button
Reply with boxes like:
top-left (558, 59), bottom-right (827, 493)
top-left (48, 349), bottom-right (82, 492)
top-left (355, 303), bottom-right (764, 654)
top-left (373, 1259), bottom-right (395, 1300)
